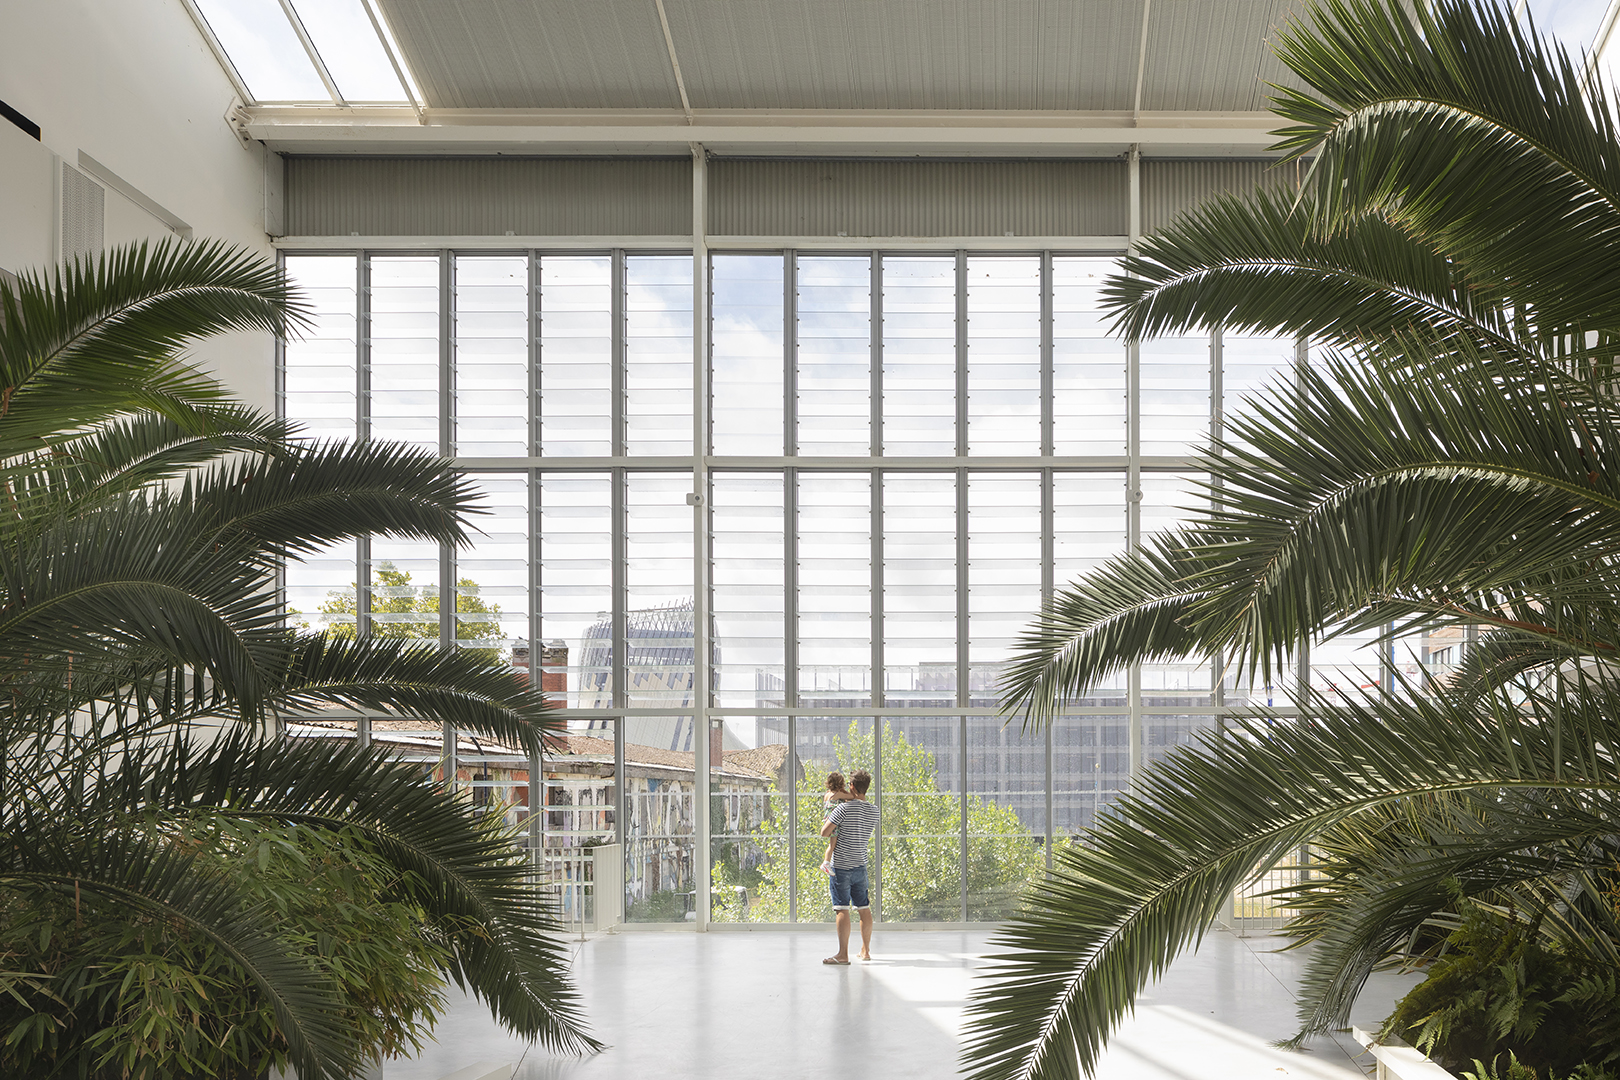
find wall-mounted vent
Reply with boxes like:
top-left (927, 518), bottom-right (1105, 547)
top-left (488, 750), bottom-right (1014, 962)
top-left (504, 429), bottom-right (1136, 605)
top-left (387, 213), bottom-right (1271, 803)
top-left (61, 163), bottom-right (105, 265)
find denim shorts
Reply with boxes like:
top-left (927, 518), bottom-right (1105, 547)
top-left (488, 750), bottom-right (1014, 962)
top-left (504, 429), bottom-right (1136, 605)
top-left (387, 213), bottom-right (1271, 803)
top-left (829, 864), bottom-right (870, 910)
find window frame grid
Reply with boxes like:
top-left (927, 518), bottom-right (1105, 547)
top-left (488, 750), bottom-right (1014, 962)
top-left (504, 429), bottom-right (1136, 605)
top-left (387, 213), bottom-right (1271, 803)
top-left (278, 244), bottom-right (1312, 928)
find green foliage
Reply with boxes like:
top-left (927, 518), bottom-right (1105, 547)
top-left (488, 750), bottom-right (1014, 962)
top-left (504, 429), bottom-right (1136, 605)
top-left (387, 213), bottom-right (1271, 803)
top-left (0, 819), bottom-right (450, 1079)
top-left (0, 239), bottom-right (598, 1080)
top-left (314, 561), bottom-right (505, 662)
top-left (1384, 904), bottom-right (1620, 1076)
top-left (961, 3), bottom-right (1620, 1078)
top-left (721, 723), bottom-right (1040, 922)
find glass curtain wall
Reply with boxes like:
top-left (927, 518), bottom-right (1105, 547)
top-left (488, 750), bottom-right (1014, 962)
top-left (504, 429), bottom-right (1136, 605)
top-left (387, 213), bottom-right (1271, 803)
top-left (279, 248), bottom-right (1341, 925)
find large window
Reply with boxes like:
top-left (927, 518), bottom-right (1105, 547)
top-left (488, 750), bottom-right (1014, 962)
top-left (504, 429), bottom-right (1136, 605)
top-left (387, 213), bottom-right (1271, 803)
top-left (281, 249), bottom-right (1315, 924)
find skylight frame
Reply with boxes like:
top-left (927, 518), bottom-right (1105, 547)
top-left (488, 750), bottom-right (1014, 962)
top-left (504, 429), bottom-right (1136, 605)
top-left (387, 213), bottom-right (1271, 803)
top-left (178, 0), bottom-right (422, 110)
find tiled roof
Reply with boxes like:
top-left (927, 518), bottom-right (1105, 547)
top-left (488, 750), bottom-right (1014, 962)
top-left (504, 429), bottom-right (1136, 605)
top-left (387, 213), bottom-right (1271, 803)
top-left (724, 742), bottom-right (790, 779)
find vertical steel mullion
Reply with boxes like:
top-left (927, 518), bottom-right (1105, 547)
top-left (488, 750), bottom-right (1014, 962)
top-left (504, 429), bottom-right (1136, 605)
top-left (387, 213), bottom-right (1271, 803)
top-left (528, 253), bottom-right (542, 864)
top-left (691, 146), bottom-right (713, 930)
top-left (785, 251), bottom-right (798, 458)
top-left (610, 248), bottom-right (628, 860)
top-left (1042, 462), bottom-right (1054, 869)
top-left (957, 468), bottom-right (969, 921)
top-left (440, 253), bottom-right (456, 792)
top-left (784, 253), bottom-right (800, 921)
top-left (1042, 247), bottom-right (1057, 870)
top-left (787, 713), bottom-right (798, 922)
top-left (354, 253), bottom-right (372, 751)
top-left (1126, 151), bottom-right (1145, 792)
top-left (1210, 326), bottom-right (1224, 716)
top-left (956, 251), bottom-right (969, 457)
top-left (871, 466), bottom-right (884, 922)
top-left (1041, 252), bottom-right (1054, 458)
top-left (871, 254), bottom-right (883, 458)
top-left (1295, 335), bottom-right (1311, 698)
top-left (869, 253), bottom-right (884, 920)
top-left (956, 250), bottom-right (970, 921)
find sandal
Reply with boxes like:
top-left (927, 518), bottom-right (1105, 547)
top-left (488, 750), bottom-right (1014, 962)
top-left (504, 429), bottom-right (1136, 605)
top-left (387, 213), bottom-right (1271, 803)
top-left (822, 956), bottom-right (850, 965)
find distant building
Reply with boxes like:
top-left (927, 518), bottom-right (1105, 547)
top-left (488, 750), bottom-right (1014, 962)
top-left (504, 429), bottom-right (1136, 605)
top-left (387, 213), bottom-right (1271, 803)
top-left (575, 599), bottom-right (725, 753)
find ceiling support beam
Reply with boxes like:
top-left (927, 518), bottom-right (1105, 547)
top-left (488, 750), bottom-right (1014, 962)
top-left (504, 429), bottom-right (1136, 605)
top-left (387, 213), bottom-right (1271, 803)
top-left (241, 108), bottom-right (1280, 156)
top-left (655, 0), bottom-right (695, 123)
top-left (1132, 0), bottom-right (1153, 126)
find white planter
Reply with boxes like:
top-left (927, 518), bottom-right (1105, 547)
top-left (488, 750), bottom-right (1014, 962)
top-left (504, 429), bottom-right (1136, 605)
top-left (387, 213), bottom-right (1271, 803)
top-left (1353, 1027), bottom-right (1458, 1080)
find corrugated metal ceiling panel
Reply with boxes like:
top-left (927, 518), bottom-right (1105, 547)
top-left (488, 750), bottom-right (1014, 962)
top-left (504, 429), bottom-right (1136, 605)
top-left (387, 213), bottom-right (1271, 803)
top-left (1141, 0), bottom-right (1312, 112)
top-left (664, 0), bottom-right (1143, 111)
top-left (1140, 159), bottom-right (1299, 234)
top-left (283, 157), bottom-right (692, 236)
top-left (710, 159), bottom-right (1127, 237)
top-left (376, 0), bottom-right (681, 109)
top-left (371, 0), bottom-right (1306, 113)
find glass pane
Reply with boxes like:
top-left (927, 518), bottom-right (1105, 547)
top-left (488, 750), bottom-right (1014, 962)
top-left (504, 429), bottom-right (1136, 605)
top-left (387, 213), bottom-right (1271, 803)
top-left (286, 539), bottom-right (355, 638)
top-left (282, 255), bottom-right (356, 441)
top-left (967, 473), bottom-right (1042, 699)
top-left (1053, 257), bottom-right (1127, 455)
top-left (1144, 714), bottom-right (1218, 769)
top-left (1521, 0), bottom-right (1608, 53)
top-left (626, 255), bottom-right (693, 456)
top-left (711, 474), bottom-right (784, 708)
top-left (880, 716), bottom-right (961, 922)
top-left (883, 473), bottom-right (957, 704)
top-left (711, 254), bottom-right (784, 455)
top-left (796, 256), bottom-right (871, 455)
top-left (1053, 714), bottom-right (1129, 839)
top-left (541, 723), bottom-right (615, 928)
top-left (710, 717), bottom-right (789, 922)
top-left (799, 472), bottom-right (872, 708)
top-left (369, 255), bottom-right (440, 450)
top-left (540, 256), bottom-right (612, 457)
top-left (882, 257), bottom-right (956, 456)
top-left (624, 732), bottom-right (696, 922)
top-left (1140, 335), bottom-right (1209, 457)
top-left (965, 716), bottom-right (1047, 920)
top-left (625, 473), bottom-right (696, 737)
top-left (192, 0), bottom-right (329, 101)
top-left (1053, 471), bottom-right (1126, 584)
top-left (1310, 622), bottom-right (1386, 705)
top-left (539, 473), bottom-right (612, 712)
top-left (966, 256), bottom-right (1041, 455)
top-left (454, 256), bottom-right (528, 457)
top-left (287, 0), bottom-right (409, 101)
top-left (1141, 473), bottom-right (1213, 704)
top-left (1221, 332), bottom-right (1296, 456)
top-left (367, 535), bottom-right (440, 642)
top-left (455, 473), bottom-right (528, 669)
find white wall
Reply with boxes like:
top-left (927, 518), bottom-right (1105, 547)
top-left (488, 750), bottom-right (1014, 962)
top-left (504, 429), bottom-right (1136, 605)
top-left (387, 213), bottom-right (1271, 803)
top-left (0, 0), bottom-right (276, 409)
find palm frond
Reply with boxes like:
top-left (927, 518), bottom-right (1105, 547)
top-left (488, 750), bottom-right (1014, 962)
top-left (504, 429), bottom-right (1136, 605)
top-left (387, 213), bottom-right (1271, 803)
top-left (960, 674), bottom-right (1620, 1080)
top-left (1103, 185), bottom-right (1522, 354)
top-left (75, 730), bottom-right (602, 1055)
top-left (0, 238), bottom-right (307, 451)
top-left (269, 634), bottom-right (557, 755)
top-left (998, 534), bottom-right (1210, 729)
top-left (1269, 0), bottom-right (1620, 337)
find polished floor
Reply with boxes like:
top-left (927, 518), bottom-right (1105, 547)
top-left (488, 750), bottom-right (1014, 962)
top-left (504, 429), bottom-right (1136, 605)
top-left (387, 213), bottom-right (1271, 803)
top-left (387, 927), bottom-right (1421, 1080)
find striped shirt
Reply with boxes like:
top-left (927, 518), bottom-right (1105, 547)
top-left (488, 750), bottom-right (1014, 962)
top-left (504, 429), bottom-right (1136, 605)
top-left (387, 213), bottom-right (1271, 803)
top-left (828, 798), bottom-right (880, 869)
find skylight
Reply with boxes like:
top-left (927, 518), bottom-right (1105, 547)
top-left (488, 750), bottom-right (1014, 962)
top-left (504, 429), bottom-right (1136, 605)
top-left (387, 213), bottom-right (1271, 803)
top-left (188, 0), bottom-right (418, 105)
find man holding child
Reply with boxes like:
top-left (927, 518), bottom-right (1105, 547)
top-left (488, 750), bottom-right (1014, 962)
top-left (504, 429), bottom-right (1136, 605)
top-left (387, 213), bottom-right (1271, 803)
top-left (820, 768), bottom-right (879, 965)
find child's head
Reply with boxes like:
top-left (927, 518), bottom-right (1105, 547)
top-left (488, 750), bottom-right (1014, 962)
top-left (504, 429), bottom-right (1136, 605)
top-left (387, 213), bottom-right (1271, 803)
top-left (826, 771), bottom-right (847, 793)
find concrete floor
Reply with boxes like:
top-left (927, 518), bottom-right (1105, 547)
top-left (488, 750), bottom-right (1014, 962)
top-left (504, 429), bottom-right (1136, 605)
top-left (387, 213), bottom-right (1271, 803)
top-left (385, 927), bottom-right (1422, 1080)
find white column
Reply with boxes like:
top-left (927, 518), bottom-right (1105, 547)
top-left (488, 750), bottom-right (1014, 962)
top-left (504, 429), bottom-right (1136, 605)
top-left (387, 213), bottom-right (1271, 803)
top-left (690, 143), bottom-right (713, 930)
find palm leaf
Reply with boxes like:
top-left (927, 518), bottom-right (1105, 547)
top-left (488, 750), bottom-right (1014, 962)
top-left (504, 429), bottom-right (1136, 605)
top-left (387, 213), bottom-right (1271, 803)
top-left (961, 674), bottom-right (1620, 1080)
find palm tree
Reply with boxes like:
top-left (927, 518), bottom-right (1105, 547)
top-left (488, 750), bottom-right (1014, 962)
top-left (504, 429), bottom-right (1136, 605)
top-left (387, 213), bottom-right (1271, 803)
top-left (960, 1), bottom-right (1620, 1078)
top-left (0, 240), bottom-right (599, 1078)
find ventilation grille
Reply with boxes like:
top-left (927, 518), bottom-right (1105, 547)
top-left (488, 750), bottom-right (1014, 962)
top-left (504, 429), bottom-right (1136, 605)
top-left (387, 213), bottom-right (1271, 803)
top-left (61, 163), bottom-right (105, 265)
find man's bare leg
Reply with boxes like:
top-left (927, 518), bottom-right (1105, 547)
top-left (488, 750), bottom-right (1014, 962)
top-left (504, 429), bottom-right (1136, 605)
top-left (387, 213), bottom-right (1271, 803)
top-left (857, 908), bottom-right (873, 960)
top-left (832, 909), bottom-right (851, 961)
